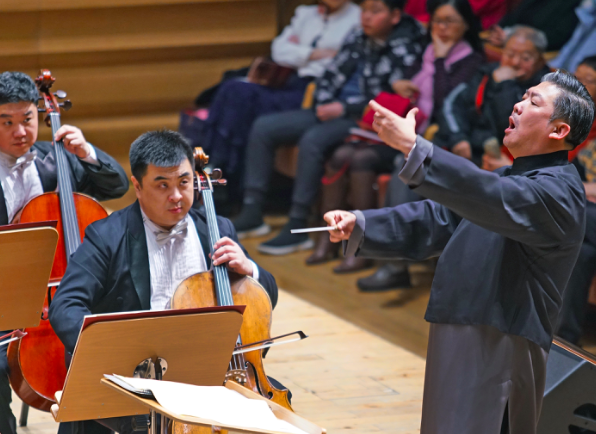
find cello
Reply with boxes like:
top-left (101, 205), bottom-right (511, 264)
top-left (7, 70), bottom-right (109, 411)
top-left (170, 149), bottom-right (291, 433)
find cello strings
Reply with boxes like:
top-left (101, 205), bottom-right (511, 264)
top-left (50, 113), bottom-right (81, 260)
top-left (203, 186), bottom-right (246, 369)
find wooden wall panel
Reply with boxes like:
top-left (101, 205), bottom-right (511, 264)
top-left (0, 0), bottom-right (278, 162)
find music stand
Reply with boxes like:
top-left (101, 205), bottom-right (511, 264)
top-left (0, 223), bottom-right (58, 332)
top-left (51, 306), bottom-right (244, 422)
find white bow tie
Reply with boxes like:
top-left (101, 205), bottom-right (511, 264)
top-left (154, 220), bottom-right (189, 244)
top-left (0, 151), bottom-right (36, 174)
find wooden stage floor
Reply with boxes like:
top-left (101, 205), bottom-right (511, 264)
top-left (11, 290), bottom-right (426, 434)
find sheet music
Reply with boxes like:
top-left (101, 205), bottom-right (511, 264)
top-left (106, 375), bottom-right (308, 434)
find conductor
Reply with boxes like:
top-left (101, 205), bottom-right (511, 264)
top-left (324, 70), bottom-right (595, 434)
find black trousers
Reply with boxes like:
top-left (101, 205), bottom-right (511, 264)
top-left (244, 109), bottom-right (356, 217)
top-left (0, 340), bottom-right (16, 434)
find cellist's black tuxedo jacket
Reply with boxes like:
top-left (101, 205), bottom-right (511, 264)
top-left (49, 201), bottom-right (278, 354)
top-left (0, 141), bottom-right (129, 225)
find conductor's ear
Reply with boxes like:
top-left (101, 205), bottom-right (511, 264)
top-left (548, 121), bottom-right (571, 143)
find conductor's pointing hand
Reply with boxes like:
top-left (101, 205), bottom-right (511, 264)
top-left (323, 210), bottom-right (356, 243)
top-left (369, 100), bottom-right (418, 156)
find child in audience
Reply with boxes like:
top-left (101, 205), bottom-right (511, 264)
top-left (233, 0), bottom-right (426, 256)
top-left (308, 0), bottom-right (484, 272)
top-left (200, 0), bottom-right (361, 193)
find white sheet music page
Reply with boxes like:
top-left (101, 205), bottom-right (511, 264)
top-left (106, 375), bottom-right (308, 434)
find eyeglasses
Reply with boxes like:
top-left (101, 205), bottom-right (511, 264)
top-left (431, 17), bottom-right (464, 27)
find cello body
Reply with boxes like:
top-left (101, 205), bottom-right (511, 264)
top-left (6, 69), bottom-right (110, 411)
top-left (169, 148), bottom-right (292, 434)
top-left (172, 271), bottom-right (292, 410)
top-left (8, 193), bottom-right (107, 411)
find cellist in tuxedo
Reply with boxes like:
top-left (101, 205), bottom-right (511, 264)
top-left (49, 130), bottom-right (284, 434)
top-left (0, 71), bottom-right (129, 434)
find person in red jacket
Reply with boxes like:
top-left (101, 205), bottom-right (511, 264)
top-left (404, 0), bottom-right (507, 29)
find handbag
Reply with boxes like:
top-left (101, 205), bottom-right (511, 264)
top-left (246, 57), bottom-right (295, 88)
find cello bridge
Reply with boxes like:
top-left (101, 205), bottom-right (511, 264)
top-left (225, 370), bottom-right (247, 384)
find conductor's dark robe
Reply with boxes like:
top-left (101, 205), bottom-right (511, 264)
top-left (0, 141), bottom-right (128, 434)
top-left (48, 201), bottom-right (278, 434)
top-left (346, 137), bottom-right (586, 434)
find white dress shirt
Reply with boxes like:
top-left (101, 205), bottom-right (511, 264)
top-left (143, 211), bottom-right (208, 311)
top-left (0, 145), bottom-right (99, 222)
top-left (142, 210), bottom-right (260, 311)
top-left (271, 3), bottom-right (361, 78)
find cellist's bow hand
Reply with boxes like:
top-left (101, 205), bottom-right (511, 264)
top-left (212, 237), bottom-right (254, 276)
top-left (324, 210), bottom-right (356, 243)
top-left (54, 125), bottom-right (92, 159)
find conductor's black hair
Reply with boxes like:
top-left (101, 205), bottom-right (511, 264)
top-left (0, 71), bottom-right (39, 106)
top-left (541, 70), bottom-right (596, 149)
top-left (129, 130), bottom-right (194, 183)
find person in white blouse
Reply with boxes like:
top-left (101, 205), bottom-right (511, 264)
top-left (198, 0), bottom-right (361, 203)
top-left (0, 71), bottom-right (129, 434)
top-left (49, 130), bottom-right (279, 434)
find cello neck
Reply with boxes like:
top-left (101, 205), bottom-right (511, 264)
top-left (201, 188), bottom-right (234, 307)
top-left (48, 112), bottom-right (81, 260)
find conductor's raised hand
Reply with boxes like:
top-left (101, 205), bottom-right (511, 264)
top-left (54, 125), bottom-right (91, 159)
top-left (212, 237), bottom-right (253, 276)
top-left (369, 100), bottom-right (418, 156)
top-left (323, 210), bottom-right (356, 243)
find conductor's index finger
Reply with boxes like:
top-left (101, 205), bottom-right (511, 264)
top-left (369, 100), bottom-right (392, 117)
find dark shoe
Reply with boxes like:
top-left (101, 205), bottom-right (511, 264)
top-left (257, 219), bottom-right (314, 256)
top-left (305, 234), bottom-right (339, 265)
top-left (233, 204), bottom-right (270, 239)
top-left (357, 264), bottom-right (412, 292)
top-left (333, 256), bottom-right (373, 274)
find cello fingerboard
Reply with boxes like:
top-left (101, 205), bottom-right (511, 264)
top-left (49, 112), bottom-right (81, 260)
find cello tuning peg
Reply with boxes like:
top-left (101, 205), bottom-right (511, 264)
top-left (214, 179), bottom-right (227, 187)
top-left (54, 90), bottom-right (67, 99)
top-left (59, 100), bottom-right (72, 111)
top-left (37, 108), bottom-right (46, 113)
top-left (211, 168), bottom-right (223, 180)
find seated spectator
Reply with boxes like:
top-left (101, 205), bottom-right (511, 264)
top-left (554, 57), bottom-right (596, 345)
top-left (199, 0), bottom-right (361, 192)
top-left (433, 25), bottom-right (550, 163)
top-left (487, 0), bottom-right (581, 51)
top-left (404, 0), bottom-right (507, 29)
top-left (233, 0), bottom-right (426, 255)
top-left (550, 1), bottom-right (596, 76)
top-left (308, 0), bottom-right (485, 272)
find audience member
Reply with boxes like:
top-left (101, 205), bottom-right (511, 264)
top-left (550, 1), bottom-right (596, 76)
top-left (404, 0), bottom-right (506, 29)
top-left (233, 0), bottom-right (426, 255)
top-left (434, 25), bottom-right (550, 163)
top-left (555, 56), bottom-right (596, 345)
top-left (199, 0), bottom-right (361, 190)
top-left (488, 0), bottom-right (582, 51)
top-left (308, 0), bottom-right (484, 272)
